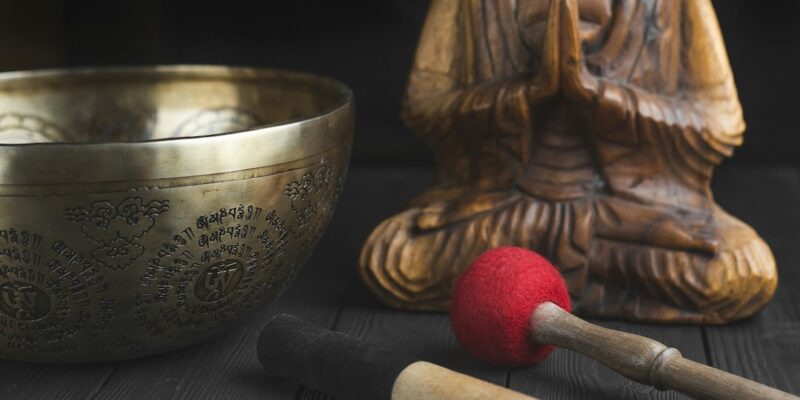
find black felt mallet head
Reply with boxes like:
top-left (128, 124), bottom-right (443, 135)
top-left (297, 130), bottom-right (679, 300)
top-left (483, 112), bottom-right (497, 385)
top-left (257, 314), bottom-right (537, 400)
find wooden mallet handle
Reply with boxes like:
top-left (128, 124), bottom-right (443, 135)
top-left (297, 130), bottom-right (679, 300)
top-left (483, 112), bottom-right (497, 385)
top-left (532, 302), bottom-right (799, 400)
top-left (258, 314), bottom-right (537, 400)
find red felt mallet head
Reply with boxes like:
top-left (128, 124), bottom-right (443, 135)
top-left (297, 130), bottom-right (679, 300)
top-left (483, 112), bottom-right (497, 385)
top-left (450, 246), bottom-right (571, 367)
top-left (449, 247), bottom-right (795, 400)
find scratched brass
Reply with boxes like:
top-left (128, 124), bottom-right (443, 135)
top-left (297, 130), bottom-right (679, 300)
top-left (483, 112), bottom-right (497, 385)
top-left (0, 66), bottom-right (353, 362)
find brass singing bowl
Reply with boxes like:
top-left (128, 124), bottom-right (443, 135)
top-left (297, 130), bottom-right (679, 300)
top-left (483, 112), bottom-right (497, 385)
top-left (0, 66), bottom-right (353, 362)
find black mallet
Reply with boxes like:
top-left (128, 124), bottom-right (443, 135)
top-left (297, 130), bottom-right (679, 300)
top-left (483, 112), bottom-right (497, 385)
top-left (258, 314), bottom-right (537, 400)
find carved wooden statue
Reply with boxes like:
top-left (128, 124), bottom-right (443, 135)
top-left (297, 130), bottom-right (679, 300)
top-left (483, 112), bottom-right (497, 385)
top-left (360, 0), bottom-right (777, 323)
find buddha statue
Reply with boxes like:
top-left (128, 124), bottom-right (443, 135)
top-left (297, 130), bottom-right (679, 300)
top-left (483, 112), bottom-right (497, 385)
top-left (360, 0), bottom-right (777, 323)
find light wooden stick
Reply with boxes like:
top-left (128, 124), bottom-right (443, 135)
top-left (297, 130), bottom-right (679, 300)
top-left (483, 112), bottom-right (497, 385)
top-left (531, 302), bottom-right (798, 400)
top-left (392, 361), bottom-right (537, 400)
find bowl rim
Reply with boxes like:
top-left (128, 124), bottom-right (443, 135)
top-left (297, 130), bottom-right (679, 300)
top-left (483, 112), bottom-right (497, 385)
top-left (0, 65), bottom-right (354, 185)
top-left (0, 64), bottom-right (353, 147)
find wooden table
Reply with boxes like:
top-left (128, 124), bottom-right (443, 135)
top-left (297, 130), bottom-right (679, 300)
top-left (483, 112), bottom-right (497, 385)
top-left (1, 166), bottom-right (798, 400)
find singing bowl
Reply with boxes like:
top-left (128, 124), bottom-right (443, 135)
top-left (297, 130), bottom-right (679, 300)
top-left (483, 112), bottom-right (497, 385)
top-left (0, 66), bottom-right (353, 362)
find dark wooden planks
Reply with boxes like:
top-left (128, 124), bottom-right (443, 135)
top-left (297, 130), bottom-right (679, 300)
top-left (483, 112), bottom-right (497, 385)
top-left (704, 166), bottom-right (800, 395)
top-left (298, 279), bottom-right (509, 400)
top-left (0, 361), bottom-right (117, 400)
top-left (298, 168), bottom-right (508, 399)
top-left (289, 168), bottom-right (510, 399)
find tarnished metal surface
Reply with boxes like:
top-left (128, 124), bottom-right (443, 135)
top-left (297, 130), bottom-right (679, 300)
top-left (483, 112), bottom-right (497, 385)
top-left (0, 66), bottom-right (353, 362)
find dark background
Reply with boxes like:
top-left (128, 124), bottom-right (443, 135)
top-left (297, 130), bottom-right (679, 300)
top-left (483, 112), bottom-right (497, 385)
top-left (1, 0), bottom-right (797, 167)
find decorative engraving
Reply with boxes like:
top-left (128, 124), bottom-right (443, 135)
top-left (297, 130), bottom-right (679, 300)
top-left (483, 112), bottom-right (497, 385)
top-left (135, 205), bottom-right (291, 339)
top-left (285, 165), bottom-right (332, 231)
top-left (195, 260), bottom-right (244, 302)
top-left (285, 165), bottom-right (336, 257)
top-left (133, 164), bottom-right (342, 340)
top-left (65, 197), bottom-right (170, 271)
top-left (0, 113), bottom-right (67, 144)
top-left (0, 163), bottom-right (344, 359)
top-left (76, 99), bottom-right (156, 142)
top-left (172, 107), bottom-right (262, 138)
top-left (0, 229), bottom-right (113, 356)
top-left (0, 281), bottom-right (50, 321)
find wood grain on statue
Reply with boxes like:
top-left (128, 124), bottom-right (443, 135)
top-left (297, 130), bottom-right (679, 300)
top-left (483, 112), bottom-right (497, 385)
top-left (360, 0), bottom-right (777, 324)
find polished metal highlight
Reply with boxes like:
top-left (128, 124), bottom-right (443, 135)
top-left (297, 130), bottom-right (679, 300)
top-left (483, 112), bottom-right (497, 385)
top-left (0, 66), bottom-right (353, 362)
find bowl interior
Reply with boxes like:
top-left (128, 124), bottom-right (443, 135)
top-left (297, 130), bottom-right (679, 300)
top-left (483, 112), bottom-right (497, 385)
top-left (0, 66), bottom-right (348, 144)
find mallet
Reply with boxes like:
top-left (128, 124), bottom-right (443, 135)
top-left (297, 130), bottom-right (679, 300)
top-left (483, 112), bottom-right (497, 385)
top-left (258, 313), bottom-right (538, 400)
top-left (450, 246), bottom-right (799, 400)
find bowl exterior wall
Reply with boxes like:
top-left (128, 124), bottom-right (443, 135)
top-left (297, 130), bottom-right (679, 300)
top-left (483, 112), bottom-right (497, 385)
top-left (0, 144), bottom-right (350, 362)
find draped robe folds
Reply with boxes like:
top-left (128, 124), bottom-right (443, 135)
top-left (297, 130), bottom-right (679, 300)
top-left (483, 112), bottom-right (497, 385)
top-left (360, 0), bottom-right (777, 323)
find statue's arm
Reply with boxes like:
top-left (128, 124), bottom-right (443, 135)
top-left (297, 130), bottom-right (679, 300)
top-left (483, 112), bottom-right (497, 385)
top-left (593, 82), bottom-right (743, 159)
top-left (403, 0), bottom-right (559, 146)
top-left (560, 0), bottom-right (744, 188)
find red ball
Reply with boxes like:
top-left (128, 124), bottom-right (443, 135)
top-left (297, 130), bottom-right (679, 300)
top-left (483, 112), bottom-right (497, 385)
top-left (450, 246), bottom-right (571, 367)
